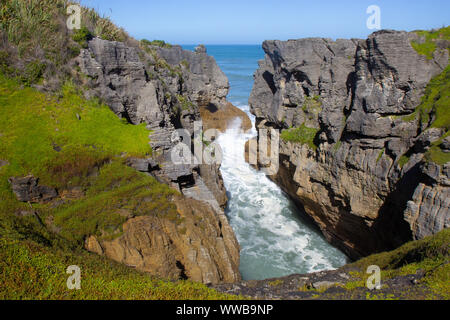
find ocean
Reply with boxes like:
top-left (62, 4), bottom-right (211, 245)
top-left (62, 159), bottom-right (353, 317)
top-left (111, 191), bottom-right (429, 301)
top-left (183, 45), bottom-right (348, 280)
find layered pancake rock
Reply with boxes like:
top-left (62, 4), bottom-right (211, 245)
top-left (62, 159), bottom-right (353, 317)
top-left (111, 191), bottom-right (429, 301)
top-left (249, 30), bottom-right (450, 259)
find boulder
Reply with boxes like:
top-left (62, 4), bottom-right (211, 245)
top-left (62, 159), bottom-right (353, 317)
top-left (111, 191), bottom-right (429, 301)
top-left (249, 30), bottom-right (449, 258)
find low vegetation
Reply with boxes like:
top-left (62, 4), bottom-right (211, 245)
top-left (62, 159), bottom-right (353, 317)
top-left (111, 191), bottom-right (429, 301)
top-left (0, 229), bottom-right (237, 300)
top-left (301, 95), bottom-right (322, 115)
top-left (141, 39), bottom-right (172, 49)
top-left (0, 0), bottom-right (128, 87)
top-left (281, 124), bottom-right (319, 150)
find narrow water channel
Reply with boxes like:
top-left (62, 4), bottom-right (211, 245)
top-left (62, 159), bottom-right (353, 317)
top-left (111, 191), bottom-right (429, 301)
top-left (185, 45), bottom-right (348, 280)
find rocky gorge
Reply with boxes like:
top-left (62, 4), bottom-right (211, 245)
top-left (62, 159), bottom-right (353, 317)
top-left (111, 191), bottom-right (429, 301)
top-left (249, 29), bottom-right (450, 260)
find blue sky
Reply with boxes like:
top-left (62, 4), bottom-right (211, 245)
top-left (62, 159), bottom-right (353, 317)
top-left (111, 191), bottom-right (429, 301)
top-left (79, 0), bottom-right (450, 44)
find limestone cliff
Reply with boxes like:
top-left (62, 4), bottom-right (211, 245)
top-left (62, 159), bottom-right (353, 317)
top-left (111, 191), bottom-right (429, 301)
top-left (250, 29), bottom-right (450, 259)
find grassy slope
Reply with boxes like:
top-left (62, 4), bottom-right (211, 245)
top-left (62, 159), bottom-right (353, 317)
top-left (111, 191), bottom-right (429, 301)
top-left (0, 75), bottom-right (237, 300)
top-left (0, 231), bottom-right (237, 300)
top-left (0, 0), bottom-right (240, 300)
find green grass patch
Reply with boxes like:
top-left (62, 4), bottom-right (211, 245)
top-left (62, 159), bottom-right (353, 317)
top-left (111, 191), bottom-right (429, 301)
top-left (377, 148), bottom-right (385, 163)
top-left (425, 141), bottom-right (450, 165)
top-left (398, 154), bottom-right (410, 168)
top-left (402, 64), bottom-right (450, 130)
top-left (410, 26), bottom-right (450, 60)
top-left (281, 124), bottom-right (319, 150)
top-left (268, 280), bottom-right (283, 287)
top-left (0, 233), bottom-right (238, 300)
top-left (52, 162), bottom-right (178, 243)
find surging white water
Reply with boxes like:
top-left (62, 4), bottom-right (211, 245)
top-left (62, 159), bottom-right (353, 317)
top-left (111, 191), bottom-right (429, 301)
top-left (217, 106), bottom-right (348, 280)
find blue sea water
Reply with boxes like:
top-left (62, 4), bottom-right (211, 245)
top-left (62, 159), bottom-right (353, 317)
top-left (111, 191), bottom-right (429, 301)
top-left (183, 45), bottom-right (348, 280)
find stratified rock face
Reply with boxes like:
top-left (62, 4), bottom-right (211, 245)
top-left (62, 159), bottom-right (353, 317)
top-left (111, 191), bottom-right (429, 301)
top-left (85, 197), bottom-right (240, 284)
top-left (250, 30), bottom-right (449, 259)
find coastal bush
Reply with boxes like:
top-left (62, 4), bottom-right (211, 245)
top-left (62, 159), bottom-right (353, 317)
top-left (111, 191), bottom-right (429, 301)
top-left (72, 26), bottom-right (93, 49)
top-left (0, 72), bottom-right (237, 299)
top-left (0, 0), bottom-right (129, 88)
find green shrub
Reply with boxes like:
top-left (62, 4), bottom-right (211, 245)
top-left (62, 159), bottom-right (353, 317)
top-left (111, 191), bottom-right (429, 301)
top-left (81, 6), bottom-right (128, 42)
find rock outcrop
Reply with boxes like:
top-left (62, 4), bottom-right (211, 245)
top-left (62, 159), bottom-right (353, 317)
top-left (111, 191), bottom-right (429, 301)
top-left (250, 30), bottom-right (449, 259)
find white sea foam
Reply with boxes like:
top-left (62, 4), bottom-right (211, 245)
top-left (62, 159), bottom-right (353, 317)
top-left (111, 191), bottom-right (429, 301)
top-left (217, 105), bottom-right (348, 280)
